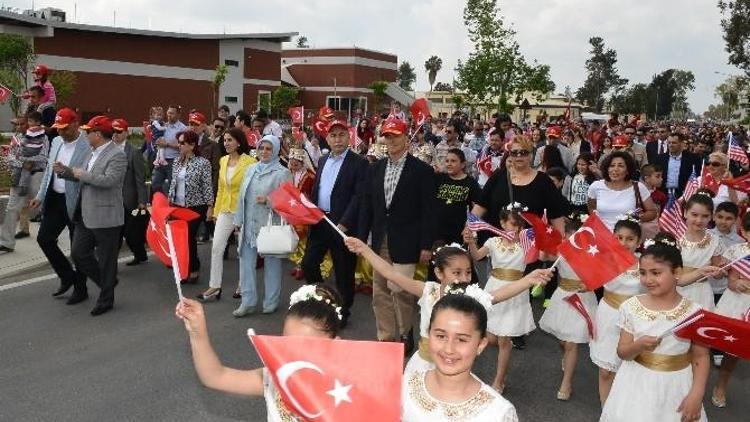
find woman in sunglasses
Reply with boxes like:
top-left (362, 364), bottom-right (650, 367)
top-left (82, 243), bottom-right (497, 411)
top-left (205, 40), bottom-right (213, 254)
top-left (707, 152), bottom-right (746, 207)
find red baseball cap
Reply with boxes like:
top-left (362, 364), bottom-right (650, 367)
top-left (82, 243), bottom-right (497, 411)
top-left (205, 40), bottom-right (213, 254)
top-left (80, 115), bottom-right (113, 133)
top-left (380, 117), bottom-right (408, 136)
top-left (326, 119), bottom-right (349, 132)
top-left (32, 64), bottom-right (48, 76)
top-left (612, 135), bottom-right (630, 148)
top-left (51, 108), bottom-right (79, 129)
top-left (546, 126), bottom-right (561, 138)
top-left (112, 118), bottom-right (129, 132)
top-left (188, 112), bottom-right (206, 125)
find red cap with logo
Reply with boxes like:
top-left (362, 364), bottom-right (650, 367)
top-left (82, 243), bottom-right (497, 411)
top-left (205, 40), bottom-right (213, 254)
top-left (326, 119), bottom-right (349, 131)
top-left (546, 126), bottom-right (561, 138)
top-left (80, 115), bottom-right (113, 133)
top-left (112, 118), bottom-right (129, 132)
top-left (318, 106), bottom-right (335, 120)
top-left (612, 134), bottom-right (630, 148)
top-left (32, 64), bottom-right (49, 76)
top-left (380, 117), bottom-right (408, 136)
top-left (51, 108), bottom-right (79, 129)
top-left (188, 112), bottom-right (206, 125)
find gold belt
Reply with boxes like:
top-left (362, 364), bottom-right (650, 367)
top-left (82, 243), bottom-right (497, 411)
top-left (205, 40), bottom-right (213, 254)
top-left (635, 351), bottom-right (691, 372)
top-left (559, 277), bottom-right (586, 292)
top-left (603, 290), bottom-right (632, 309)
top-left (491, 268), bottom-right (524, 281)
top-left (681, 267), bottom-right (706, 282)
top-left (418, 337), bottom-right (432, 363)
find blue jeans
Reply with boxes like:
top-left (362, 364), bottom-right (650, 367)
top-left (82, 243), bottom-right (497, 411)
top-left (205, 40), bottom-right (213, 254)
top-left (239, 246), bottom-right (282, 311)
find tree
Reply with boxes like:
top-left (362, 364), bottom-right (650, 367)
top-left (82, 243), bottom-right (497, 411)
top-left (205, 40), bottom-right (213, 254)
top-left (719, 0), bottom-right (750, 77)
top-left (296, 36), bottom-right (309, 48)
top-left (210, 64), bottom-right (228, 118)
top-left (369, 80), bottom-right (389, 113)
top-left (714, 75), bottom-right (749, 120)
top-left (0, 34), bottom-right (35, 115)
top-left (647, 69), bottom-right (696, 120)
top-left (575, 36), bottom-right (628, 112)
top-left (433, 82), bottom-right (453, 92)
top-left (451, 94), bottom-right (465, 111)
top-left (270, 86), bottom-right (300, 118)
top-left (48, 70), bottom-right (76, 107)
top-left (424, 55), bottom-right (442, 91)
top-left (455, 0), bottom-right (554, 113)
top-left (397, 61), bottom-right (416, 91)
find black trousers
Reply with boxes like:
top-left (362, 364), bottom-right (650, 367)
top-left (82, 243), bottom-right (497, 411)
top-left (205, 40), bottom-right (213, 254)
top-left (186, 205), bottom-right (208, 273)
top-left (302, 220), bottom-right (356, 317)
top-left (36, 190), bottom-right (83, 286)
top-left (120, 207), bottom-right (148, 261)
top-left (71, 222), bottom-right (122, 307)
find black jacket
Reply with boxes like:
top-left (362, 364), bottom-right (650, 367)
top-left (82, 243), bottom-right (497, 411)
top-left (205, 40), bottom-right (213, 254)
top-left (657, 151), bottom-right (702, 198)
top-left (358, 154), bottom-right (437, 263)
top-left (311, 150), bottom-right (368, 233)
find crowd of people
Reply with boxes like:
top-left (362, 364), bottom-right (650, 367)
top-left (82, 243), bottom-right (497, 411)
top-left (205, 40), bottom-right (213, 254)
top-left (2, 74), bottom-right (750, 420)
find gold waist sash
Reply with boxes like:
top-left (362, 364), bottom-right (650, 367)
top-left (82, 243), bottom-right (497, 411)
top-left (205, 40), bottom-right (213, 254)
top-left (491, 268), bottom-right (524, 281)
top-left (603, 290), bottom-right (632, 309)
top-left (681, 267), bottom-right (706, 283)
top-left (634, 351), bottom-right (691, 372)
top-left (559, 277), bottom-right (586, 292)
top-left (418, 337), bottom-right (432, 363)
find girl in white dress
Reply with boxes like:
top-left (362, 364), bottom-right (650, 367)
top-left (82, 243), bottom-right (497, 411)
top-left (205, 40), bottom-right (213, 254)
top-left (175, 284), bottom-right (344, 422)
top-left (601, 234), bottom-right (709, 422)
top-left (677, 191), bottom-right (725, 310)
top-left (711, 214), bottom-right (750, 408)
top-left (539, 212), bottom-right (598, 401)
top-left (402, 291), bottom-right (519, 422)
top-left (465, 207), bottom-right (535, 393)
top-left (344, 237), bottom-right (552, 375)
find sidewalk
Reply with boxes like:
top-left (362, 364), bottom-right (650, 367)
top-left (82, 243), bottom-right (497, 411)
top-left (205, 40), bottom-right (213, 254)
top-left (0, 221), bottom-right (66, 279)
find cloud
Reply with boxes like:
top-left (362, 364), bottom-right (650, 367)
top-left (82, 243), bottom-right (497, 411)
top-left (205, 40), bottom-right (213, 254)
top-left (15, 0), bottom-right (743, 112)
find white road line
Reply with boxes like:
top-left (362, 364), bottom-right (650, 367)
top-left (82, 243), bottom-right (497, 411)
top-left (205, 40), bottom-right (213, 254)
top-left (0, 252), bottom-right (155, 292)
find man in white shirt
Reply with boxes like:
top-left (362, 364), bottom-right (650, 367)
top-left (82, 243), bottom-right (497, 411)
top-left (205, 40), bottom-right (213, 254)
top-left (255, 109), bottom-right (282, 137)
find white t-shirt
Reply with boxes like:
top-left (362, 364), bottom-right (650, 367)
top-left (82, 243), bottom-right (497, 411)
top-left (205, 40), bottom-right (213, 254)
top-left (52, 139), bottom-right (79, 193)
top-left (587, 180), bottom-right (651, 230)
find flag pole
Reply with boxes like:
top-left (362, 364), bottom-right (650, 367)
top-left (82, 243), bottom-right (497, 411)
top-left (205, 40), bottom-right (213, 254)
top-left (165, 222), bottom-right (185, 301)
top-left (323, 215), bottom-right (346, 238)
top-left (693, 253), bottom-right (750, 284)
top-left (658, 311), bottom-right (704, 340)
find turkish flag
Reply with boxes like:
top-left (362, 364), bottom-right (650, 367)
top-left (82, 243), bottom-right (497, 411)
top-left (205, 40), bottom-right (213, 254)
top-left (249, 333), bottom-right (403, 422)
top-left (245, 129), bottom-right (261, 148)
top-left (268, 182), bottom-right (325, 225)
top-left (313, 118), bottom-right (329, 138)
top-left (563, 294), bottom-right (595, 339)
top-left (674, 309), bottom-right (750, 360)
top-left (522, 212), bottom-right (562, 255)
top-left (288, 106), bottom-right (304, 125)
top-left (0, 85), bottom-right (12, 104)
top-left (722, 172), bottom-right (750, 193)
top-left (348, 127), bottom-right (362, 149)
top-left (701, 172), bottom-right (721, 195)
top-left (557, 213), bottom-right (637, 290)
top-left (145, 193), bottom-right (199, 280)
top-left (410, 98), bottom-right (431, 127)
top-left (291, 125), bottom-right (304, 142)
top-left (477, 155), bottom-right (493, 177)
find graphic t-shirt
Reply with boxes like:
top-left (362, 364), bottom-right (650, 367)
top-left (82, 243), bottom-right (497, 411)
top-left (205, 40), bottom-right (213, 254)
top-left (435, 173), bottom-right (481, 244)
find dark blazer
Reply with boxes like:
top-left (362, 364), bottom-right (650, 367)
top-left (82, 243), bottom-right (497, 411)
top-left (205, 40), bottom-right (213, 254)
top-left (657, 151), bottom-right (702, 198)
top-left (122, 143), bottom-right (148, 210)
top-left (358, 153), bottom-right (437, 264)
top-left (646, 139), bottom-right (668, 166)
top-left (311, 149), bottom-right (368, 232)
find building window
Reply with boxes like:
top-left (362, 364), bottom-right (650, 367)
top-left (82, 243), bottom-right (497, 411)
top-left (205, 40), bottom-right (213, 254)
top-left (326, 96), bottom-right (368, 118)
top-left (224, 59), bottom-right (239, 67)
top-left (258, 91), bottom-right (271, 112)
top-left (224, 96), bottom-right (238, 103)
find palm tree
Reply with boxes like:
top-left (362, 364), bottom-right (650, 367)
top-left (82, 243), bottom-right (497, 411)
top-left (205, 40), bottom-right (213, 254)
top-left (424, 56), bottom-right (443, 92)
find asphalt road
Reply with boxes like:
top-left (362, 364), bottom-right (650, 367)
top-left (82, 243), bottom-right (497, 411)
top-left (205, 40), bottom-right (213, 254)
top-left (1, 245), bottom-right (747, 421)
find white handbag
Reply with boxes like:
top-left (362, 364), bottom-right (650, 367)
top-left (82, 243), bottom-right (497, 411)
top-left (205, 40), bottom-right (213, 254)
top-left (256, 212), bottom-right (299, 256)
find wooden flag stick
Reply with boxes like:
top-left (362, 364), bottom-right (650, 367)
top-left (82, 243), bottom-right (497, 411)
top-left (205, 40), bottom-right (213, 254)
top-left (165, 222), bottom-right (184, 301)
top-left (323, 215), bottom-right (346, 238)
top-left (658, 312), bottom-right (704, 340)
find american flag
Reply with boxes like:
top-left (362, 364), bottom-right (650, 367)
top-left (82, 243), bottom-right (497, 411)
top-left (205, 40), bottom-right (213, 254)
top-left (679, 168), bottom-right (699, 203)
top-left (728, 133), bottom-right (749, 166)
top-left (659, 193), bottom-right (686, 238)
top-left (730, 254), bottom-right (750, 280)
top-left (466, 212), bottom-right (514, 241)
top-left (519, 228), bottom-right (538, 263)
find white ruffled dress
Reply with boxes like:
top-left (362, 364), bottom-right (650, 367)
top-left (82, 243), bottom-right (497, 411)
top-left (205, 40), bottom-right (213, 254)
top-left (539, 258), bottom-right (598, 343)
top-left (404, 282), bottom-right (442, 375)
top-left (677, 232), bottom-right (722, 311)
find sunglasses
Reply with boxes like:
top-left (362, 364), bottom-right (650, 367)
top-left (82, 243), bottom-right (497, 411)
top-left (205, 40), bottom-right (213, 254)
top-left (509, 149), bottom-right (531, 157)
top-left (214, 125), bottom-right (225, 130)
top-left (707, 161), bottom-right (724, 167)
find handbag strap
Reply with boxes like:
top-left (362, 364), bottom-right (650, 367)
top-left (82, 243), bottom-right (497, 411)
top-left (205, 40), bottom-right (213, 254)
top-left (632, 181), bottom-right (644, 210)
top-left (506, 168), bottom-right (514, 205)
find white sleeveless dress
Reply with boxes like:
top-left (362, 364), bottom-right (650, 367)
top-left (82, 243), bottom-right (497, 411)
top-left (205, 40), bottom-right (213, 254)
top-left (678, 232), bottom-right (722, 311)
top-left (539, 257), bottom-right (598, 343)
top-left (482, 237), bottom-right (534, 336)
top-left (717, 243), bottom-right (750, 319)
top-left (405, 281), bottom-right (441, 374)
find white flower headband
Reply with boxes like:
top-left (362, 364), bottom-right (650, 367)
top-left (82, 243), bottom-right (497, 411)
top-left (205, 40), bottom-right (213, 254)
top-left (432, 243), bottom-right (467, 264)
top-left (568, 212), bottom-right (589, 223)
top-left (643, 238), bottom-right (678, 249)
top-left (288, 285), bottom-right (343, 320)
top-left (615, 213), bottom-right (639, 224)
top-left (444, 283), bottom-right (493, 312)
top-left (692, 191), bottom-right (712, 199)
top-left (505, 202), bottom-right (529, 212)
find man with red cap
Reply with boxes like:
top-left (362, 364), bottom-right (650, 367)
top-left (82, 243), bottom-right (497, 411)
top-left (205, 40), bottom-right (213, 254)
top-left (188, 111), bottom-right (221, 243)
top-left (59, 115), bottom-right (127, 316)
top-left (301, 119), bottom-right (368, 327)
top-left (30, 108), bottom-right (90, 299)
top-left (532, 125), bottom-right (574, 170)
top-left (358, 117), bottom-right (436, 353)
top-left (112, 118), bottom-right (148, 266)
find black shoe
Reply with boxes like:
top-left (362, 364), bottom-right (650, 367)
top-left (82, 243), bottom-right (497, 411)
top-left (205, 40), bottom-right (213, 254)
top-left (232, 291), bottom-right (241, 299)
top-left (14, 231), bottom-right (30, 239)
top-left (52, 283), bottom-right (73, 297)
top-left (125, 258), bottom-right (147, 266)
top-left (90, 304), bottom-right (113, 316)
top-left (511, 336), bottom-right (526, 350)
top-left (66, 291), bottom-right (88, 305)
top-left (0, 245), bottom-right (14, 253)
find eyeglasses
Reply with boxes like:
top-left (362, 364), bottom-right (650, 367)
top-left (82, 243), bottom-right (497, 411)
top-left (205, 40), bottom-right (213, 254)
top-left (508, 149), bottom-right (531, 157)
top-left (707, 161), bottom-right (724, 167)
top-left (257, 145), bottom-right (273, 151)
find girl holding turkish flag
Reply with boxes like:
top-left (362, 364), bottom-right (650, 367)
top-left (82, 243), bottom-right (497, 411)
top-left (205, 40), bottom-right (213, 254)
top-left (600, 234), bottom-right (709, 422)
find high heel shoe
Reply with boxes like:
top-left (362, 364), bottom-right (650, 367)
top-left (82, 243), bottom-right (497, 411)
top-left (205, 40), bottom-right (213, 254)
top-left (232, 290), bottom-right (241, 299)
top-left (196, 288), bottom-right (222, 301)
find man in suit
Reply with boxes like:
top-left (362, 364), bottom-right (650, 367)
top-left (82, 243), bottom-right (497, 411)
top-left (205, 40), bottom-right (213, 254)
top-left (658, 131), bottom-right (702, 198)
top-left (646, 124), bottom-right (671, 165)
top-left (60, 116), bottom-right (127, 316)
top-left (358, 117), bottom-right (436, 352)
top-left (29, 108), bottom-right (90, 300)
top-left (111, 118), bottom-right (149, 266)
top-left (302, 120), bottom-right (367, 327)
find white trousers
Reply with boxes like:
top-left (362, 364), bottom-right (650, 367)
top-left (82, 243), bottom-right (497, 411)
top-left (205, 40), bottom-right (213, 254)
top-left (208, 212), bottom-right (241, 289)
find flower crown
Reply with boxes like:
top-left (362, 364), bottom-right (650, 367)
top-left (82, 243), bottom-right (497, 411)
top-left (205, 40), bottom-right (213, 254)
top-left (567, 212), bottom-right (589, 223)
top-left (432, 243), bottom-right (467, 264)
top-left (693, 191), bottom-right (712, 199)
top-left (615, 213), bottom-right (640, 224)
top-left (643, 238), bottom-right (679, 250)
top-left (288, 285), bottom-right (343, 320)
top-left (505, 202), bottom-right (529, 212)
top-left (444, 283), bottom-right (493, 312)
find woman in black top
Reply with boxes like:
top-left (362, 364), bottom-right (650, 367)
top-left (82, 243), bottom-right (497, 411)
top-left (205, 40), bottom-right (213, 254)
top-left (435, 148), bottom-right (481, 245)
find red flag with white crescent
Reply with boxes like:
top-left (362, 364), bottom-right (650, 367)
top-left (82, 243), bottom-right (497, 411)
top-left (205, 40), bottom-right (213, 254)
top-left (0, 85), bottom-right (12, 104)
top-left (249, 333), bottom-right (403, 422)
top-left (268, 182), bottom-right (325, 225)
top-left (145, 192), bottom-right (199, 280)
top-left (291, 125), bottom-right (304, 142)
top-left (288, 106), bottom-right (304, 125)
top-left (674, 309), bottom-right (750, 360)
top-left (246, 129), bottom-right (261, 148)
top-left (313, 118), bottom-right (328, 138)
top-left (409, 98), bottom-right (431, 127)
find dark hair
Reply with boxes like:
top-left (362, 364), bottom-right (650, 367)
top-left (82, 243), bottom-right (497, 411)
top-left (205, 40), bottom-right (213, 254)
top-left (25, 111), bottom-right (42, 124)
top-left (236, 111), bottom-right (252, 127)
top-left (223, 127), bottom-right (249, 154)
top-left (574, 152), bottom-right (597, 184)
top-left (255, 109), bottom-right (269, 120)
top-left (177, 130), bottom-right (201, 156)
top-left (167, 105), bottom-right (182, 113)
top-left (742, 212), bottom-right (750, 232)
top-left (218, 105), bottom-right (230, 113)
top-left (432, 245), bottom-right (472, 272)
top-left (599, 150), bottom-right (637, 182)
top-left (542, 144), bottom-right (566, 171)
top-left (446, 147), bottom-right (466, 163)
top-left (715, 201), bottom-right (739, 218)
top-left (429, 291), bottom-right (488, 338)
top-left (286, 284), bottom-right (342, 338)
top-left (498, 209), bottom-right (525, 229)
top-left (28, 85), bottom-right (44, 96)
top-left (640, 164), bottom-right (662, 178)
top-left (614, 218), bottom-right (642, 240)
top-left (641, 233), bottom-right (682, 269)
top-left (684, 191), bottom-right (714, 215)
top-left (546, 166), bottom-right (567, 183)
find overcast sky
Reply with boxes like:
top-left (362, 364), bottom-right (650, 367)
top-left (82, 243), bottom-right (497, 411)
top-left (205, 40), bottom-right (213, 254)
top-left (7, 0), bottom-right (744, 113)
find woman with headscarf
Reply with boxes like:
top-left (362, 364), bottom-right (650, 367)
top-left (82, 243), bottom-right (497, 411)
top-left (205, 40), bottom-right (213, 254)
top-left (232, 135), bottom-right (291, 317)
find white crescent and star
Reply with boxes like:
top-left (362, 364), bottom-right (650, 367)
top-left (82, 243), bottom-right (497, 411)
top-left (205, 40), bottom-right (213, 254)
top-left (275, 360), bottom-right (353, 419)
top-left (696, 327), bottom-right (737, 342)
top-left (569, 227), bottom-right (596, 251)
